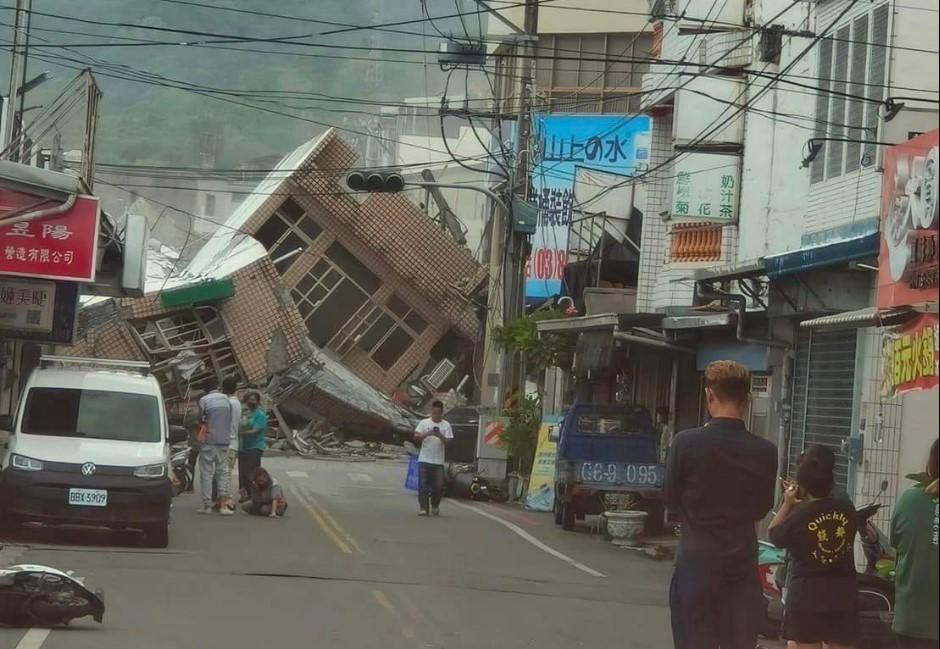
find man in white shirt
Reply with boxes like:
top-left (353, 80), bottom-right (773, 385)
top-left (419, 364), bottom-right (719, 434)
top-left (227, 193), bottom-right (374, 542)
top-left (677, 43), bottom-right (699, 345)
top-left (414, 400), bottom-right (453, 516)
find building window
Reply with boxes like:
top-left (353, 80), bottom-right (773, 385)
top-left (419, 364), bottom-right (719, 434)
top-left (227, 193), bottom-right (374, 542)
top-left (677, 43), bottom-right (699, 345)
top-left (290, 242), bottom-right (382, 349)
top-left (810, 4), bottom-right (889, 184)
top-left (204, 193), bottom-right (217, 216)
top-left (328, 292), bottom-right (428, 370)
top-left (254, 198), bottom-right (323, 273)
top-left (533, 32), bottom-right (653, 114)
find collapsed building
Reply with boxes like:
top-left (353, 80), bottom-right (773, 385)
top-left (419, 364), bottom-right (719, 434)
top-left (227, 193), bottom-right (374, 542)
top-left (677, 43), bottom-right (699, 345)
top-left (62, 129), bottom-right (487, 437)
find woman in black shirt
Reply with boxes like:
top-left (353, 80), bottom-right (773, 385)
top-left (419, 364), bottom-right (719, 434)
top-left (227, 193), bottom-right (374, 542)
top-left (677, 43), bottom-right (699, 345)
top-left (769, 458), bottom-right (859, 648)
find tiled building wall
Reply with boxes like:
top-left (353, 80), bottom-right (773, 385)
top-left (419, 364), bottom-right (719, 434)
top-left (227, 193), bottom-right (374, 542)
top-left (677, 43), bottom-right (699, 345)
top-left (217, 259), bottom-right (310, 382)
top-left (291, 135), bottom-right (486, 338)
top-left (66, 320), bottom-right (145, 362)
top-left (233, 132), bottom-right (484, 393)
top-left (637, 112), bottom-right (674, 312)
top-left (67, 256), bottom-right (309, 385)
top-left (650, 225), bottom-right (738, 310)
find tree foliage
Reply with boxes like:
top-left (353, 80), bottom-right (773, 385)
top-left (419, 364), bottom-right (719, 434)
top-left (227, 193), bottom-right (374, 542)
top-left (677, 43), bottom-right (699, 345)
top-left (492, 310), bottom-right (572, 378)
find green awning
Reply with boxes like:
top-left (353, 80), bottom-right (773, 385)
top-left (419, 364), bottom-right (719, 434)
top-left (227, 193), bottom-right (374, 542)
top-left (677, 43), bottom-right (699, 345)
top-left (160, 279), bottom-right (234, 308)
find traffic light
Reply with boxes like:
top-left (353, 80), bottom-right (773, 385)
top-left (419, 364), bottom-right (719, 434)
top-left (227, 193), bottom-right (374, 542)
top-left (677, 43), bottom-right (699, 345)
top-left (345, 170), bottom-right (405, 193)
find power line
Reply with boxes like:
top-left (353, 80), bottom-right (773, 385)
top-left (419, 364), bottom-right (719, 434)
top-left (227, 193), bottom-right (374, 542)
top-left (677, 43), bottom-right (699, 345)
top-left (30, 45), bottom-right (901, 193)
top-left (8, 14), bottom-right (936, 98)
top-left (15, 4), bottom-right (938, 85)
top-left (579, 0), bottom-right (868, 208)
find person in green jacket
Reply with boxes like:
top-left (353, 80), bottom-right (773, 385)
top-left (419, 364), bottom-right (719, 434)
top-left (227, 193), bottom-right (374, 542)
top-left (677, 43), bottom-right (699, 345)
top-left (890, 437), bottom-right (939, 649)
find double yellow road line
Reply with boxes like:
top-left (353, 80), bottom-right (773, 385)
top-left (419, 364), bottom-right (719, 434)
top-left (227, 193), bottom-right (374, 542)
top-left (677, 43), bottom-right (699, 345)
top-left (290, 485), bottom-right (362, 555)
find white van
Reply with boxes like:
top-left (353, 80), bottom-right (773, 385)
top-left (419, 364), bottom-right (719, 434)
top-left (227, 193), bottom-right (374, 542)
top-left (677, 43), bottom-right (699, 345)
top-left (0, 356), bottom-right (187, 547)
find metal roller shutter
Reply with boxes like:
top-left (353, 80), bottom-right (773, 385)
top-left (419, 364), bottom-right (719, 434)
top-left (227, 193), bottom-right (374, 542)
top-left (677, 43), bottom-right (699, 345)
top-left (788, 328), bottom-right (858, 490)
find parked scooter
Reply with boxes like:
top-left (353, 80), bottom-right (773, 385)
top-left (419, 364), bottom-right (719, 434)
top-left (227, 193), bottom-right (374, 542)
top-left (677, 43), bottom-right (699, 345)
top-left (0, 564), bottom-right (104, 626)
top-left (170, 443), bottom-right (192, 496)
top-left (757, 503), bottom-right (896, 647)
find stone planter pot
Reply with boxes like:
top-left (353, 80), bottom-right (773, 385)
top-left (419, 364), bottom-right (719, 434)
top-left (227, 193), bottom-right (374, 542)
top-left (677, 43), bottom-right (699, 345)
top-left (604, 510), bottom-right (648, 543)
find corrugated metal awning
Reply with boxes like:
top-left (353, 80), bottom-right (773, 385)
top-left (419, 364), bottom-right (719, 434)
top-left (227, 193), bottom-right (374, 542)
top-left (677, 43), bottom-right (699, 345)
top-left (799, 306), bottom-right (914, 329)
top-left (766, 233), bottom-right (879, 279)
top-left (692, 258), bottom-right (766, 282)
top-left (536, 313), bottom-right (619, 334)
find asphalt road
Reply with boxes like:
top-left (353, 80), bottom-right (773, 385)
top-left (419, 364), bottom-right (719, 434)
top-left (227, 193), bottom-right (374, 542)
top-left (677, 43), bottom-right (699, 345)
top-left (1, 456), bottom-right (676, 649)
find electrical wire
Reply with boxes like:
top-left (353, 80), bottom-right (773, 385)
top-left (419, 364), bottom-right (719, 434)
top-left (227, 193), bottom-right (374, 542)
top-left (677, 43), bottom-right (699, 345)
top-left (461, 68), bottom-right (511, 177)
top-left (13, 5), bottom-right (937, 91)
top-left (439, 69), bottom-right (508, 180)
top-left (579, 0), bottom-right (868, 208)
top-left (9, 19), bottom-right (933, 94)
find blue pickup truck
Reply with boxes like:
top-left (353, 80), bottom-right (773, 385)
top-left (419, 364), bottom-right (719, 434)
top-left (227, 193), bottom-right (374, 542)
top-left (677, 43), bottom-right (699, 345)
top-left (553, 403), bottom-right (665, 535)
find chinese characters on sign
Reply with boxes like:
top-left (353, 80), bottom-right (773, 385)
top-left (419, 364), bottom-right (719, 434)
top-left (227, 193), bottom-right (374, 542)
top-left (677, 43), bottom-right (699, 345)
top-left (877, 131), bottom-right (939, 309)
top-left (881, 314), bottom-right (939, 397)
top-left (524, 417), bottom-right (561, 512)
top-left (0, 192), bottom-right (99, 282)
top-left (0, 278), bottom-right (56, 333)
top-left (527, 114), bottom-right (651, 298)
top-left (671, 153), bottom-right (740, 222)
top-left (541, 133), bottom-right (635, 165)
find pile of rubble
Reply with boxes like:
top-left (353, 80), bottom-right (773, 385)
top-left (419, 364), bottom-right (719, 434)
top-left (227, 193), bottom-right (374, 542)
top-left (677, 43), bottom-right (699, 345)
top-left (265, 414), bottom-right (411, 462)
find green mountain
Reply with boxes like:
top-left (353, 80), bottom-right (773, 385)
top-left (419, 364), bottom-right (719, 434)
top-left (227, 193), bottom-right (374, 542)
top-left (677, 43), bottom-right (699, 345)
top-left (7, 0), bottom-right (477, 168)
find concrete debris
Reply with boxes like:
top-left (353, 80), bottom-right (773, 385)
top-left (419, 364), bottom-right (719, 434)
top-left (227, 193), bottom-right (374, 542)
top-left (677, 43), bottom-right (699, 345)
top-left (266, 404), bottom-right (410, 461)
top-left (612, 538), bottom-right (677, 561)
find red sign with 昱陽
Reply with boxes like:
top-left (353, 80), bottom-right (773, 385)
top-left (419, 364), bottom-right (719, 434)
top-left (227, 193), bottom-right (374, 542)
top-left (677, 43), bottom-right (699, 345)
top-left (0, 192), bottom-right (100, 283)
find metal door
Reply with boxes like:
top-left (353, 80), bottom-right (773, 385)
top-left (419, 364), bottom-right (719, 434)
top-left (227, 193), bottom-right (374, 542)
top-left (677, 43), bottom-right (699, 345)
top-left (787, 328), bottom-right (860, 492)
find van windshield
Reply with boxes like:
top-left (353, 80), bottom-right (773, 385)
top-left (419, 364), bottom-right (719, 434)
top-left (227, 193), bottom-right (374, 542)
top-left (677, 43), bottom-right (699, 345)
top-left (21, 388), bottom-right (161, 443)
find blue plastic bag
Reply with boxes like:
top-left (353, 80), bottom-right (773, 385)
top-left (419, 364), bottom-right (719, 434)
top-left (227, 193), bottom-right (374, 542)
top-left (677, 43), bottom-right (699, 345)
top-left (404, 455), bottom-right (419, 491)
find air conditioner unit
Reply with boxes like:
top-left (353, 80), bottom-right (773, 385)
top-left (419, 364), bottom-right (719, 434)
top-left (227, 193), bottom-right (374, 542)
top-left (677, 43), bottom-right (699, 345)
top-left (758, 26), bottom-right (784, 64)
top-left (422, 359), bottom-right (456, 391)
top-left (751, 374), bottom-right (771, 396)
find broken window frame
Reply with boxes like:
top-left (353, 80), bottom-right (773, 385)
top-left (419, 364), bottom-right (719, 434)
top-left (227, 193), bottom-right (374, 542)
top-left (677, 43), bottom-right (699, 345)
top-left (255, 198), bottom-right (323, 273)
top-left (290, 252), bottom-right (376, 349)
top-left (128, 306), bottom-right (245, 405)
top-left (333, 293), bottom-right (426, 369)
top-left (289, 256), bottom-right (424, 371)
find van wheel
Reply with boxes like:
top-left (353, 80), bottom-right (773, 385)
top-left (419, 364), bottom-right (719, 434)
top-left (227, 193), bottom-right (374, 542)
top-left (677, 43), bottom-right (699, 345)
top-left (145, 523), bottom-right (169, 548)
top-left (553, 501), bottom-right (562, 525)
top-left (561, 502), bottom-right (576, 531)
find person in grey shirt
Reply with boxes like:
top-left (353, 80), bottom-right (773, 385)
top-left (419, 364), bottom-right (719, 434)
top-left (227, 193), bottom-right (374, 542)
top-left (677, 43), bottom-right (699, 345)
top-left (197, 376), bottom-right (238, 515)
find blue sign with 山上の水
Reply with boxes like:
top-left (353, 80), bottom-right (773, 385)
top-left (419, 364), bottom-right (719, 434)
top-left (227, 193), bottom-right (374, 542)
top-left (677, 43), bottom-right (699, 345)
top-left (526, 114), bottom-right (651, 299)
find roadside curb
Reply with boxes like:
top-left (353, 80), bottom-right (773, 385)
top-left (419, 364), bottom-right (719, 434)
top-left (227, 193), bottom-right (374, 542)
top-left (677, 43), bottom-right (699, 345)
top-left (0, 544), bottom-right (29, 567)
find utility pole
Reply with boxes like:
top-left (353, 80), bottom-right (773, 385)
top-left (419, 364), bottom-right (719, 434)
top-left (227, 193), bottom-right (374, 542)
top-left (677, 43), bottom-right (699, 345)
top-left (3, 0), bottom-right (31, 157)
top-left (482, 0), bottom-right (538, 408)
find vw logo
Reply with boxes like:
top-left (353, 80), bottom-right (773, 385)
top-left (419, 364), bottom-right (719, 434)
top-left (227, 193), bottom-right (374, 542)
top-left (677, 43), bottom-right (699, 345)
top-left (81, 462), bottom-right (96, 476)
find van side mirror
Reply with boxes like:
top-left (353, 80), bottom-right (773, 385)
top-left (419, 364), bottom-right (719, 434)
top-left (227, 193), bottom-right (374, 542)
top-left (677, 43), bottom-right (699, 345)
top-left (168, 425), bottom-right (189, 444)
top-left (0, 415), bottom-right (12, 432)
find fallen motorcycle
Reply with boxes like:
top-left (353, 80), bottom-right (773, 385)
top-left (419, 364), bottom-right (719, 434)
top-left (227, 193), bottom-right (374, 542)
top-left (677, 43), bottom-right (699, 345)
top-left (444, 464), bottom-right (510, 503)
top-left (0, 564), bottom-right (104, 626)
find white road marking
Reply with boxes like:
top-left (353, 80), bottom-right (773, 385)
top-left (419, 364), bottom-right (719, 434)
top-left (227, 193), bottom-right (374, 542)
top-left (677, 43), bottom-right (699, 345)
top-left (15, 629), bottom-right (51, 649)
top-left (347, 472), bottom-right (374, 483)
top-left (452, 501), bottom-right (606, 578)
top-left (286, 470), bottom-right (309, 479)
